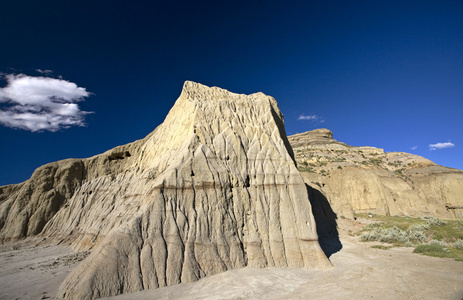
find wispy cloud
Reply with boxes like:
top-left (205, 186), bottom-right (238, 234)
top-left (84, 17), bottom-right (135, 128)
top-left (298, 114), bottom-right (324, 123)
top-left (411, 146), bottom-right (418, 150)
top-left (36, 69), bottom-right (53, 75)
top-left (429, 142), bottom-right (455, 151)
top-left (0, 73), bottom-right (92, 132)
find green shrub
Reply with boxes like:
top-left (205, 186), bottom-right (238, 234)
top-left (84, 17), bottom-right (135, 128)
top-left (394, 169), bottom-right (404, 175)
top-left (361, 225), bottom-right (426, 244)
top-left (454, 239), bottom-right (463, 249)
top-left (297, 166), bottom-right (316, 173)
top-left (406, 228), bottom-right (428, 243)
top-left (413, 244), bottom-right (451, 258)
top-left (369, 158), bottom-right (382, 166)
top-left (423, 216), bottom-right (447, 226)
top-left (408, 223), bottom-right (430, 231)
top-left (358, 214), bottom-right (463, 260)
top-left (371, 245), bottom-right (392, 250)
top-left (428, 239), bottom-right (447, 247)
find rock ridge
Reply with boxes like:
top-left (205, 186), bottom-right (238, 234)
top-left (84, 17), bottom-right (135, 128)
top-left (289, 129), bottom-right (463, 219)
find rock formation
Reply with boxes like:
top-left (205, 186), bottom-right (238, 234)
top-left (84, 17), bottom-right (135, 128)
top-left (0, 81), bottom-right (330, 299)
top-left (289, 129), bottom-right (463, 220)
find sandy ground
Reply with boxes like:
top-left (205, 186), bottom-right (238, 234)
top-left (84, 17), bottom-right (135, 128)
top-left (1, 219), bottom-right (462, 300)
top-left (0, 240), bottom-right (88, 300)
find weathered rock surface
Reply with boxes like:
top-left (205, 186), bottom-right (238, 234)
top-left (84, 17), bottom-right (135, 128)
top-left (289, 129), bottom-right (463, 220)
top-left (0, 81), bottom-right (330, 299)
top-left (0, 159), bottom-right (84, 241)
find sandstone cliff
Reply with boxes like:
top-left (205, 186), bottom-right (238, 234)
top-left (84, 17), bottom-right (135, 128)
top-left (0, 82), bottom-right (330, 299)
top-left (289, 129), bottom-right (463, 220)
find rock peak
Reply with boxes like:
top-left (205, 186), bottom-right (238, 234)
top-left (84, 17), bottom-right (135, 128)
top-left (181, 81), bottom-right (239, 99)
top-left (181, 81), bottom-right (268, 103)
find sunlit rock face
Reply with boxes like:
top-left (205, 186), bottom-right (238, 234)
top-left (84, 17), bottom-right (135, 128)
top-left (0, 81), bottom-right (330, 299)
top-left (289, 129), bottom-right (463, 220)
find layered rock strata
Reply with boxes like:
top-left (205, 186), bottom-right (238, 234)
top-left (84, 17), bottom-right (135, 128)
top-left (289, 129), bottom-right (463, 220)
top-left (0, 82), bottom-right (330, 299)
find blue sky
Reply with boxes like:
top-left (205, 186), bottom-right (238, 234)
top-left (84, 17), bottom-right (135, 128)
top-left (0, 0), bottom-right (462, 186)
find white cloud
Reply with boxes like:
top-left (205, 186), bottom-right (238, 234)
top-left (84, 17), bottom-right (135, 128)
top-left (429, 142), bottom-right (455, 151)
top-left (298, 114), bottom-right (324, 123)
top-left (36, 69), bottom-right (53, 75)
top-left (411, 146), bottom-right (418, 150)
top-left (0, 74), bottom-right (92, 132)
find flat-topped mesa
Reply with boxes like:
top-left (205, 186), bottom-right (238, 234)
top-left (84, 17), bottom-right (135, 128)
top-left (290, 129), bottom-right (333, 146)
top-left (0, 81), bottom-right (330, 300)
top-left (289, 128), bottom-right (351, 151)
top-left (303, 128), bottom-right (333, 140)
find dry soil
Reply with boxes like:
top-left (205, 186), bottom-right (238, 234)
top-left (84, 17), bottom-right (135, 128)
top-left (1, 218), bottom-right (462, 300)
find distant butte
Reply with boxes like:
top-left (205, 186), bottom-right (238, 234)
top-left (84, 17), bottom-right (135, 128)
top-left (288, 129), bottom-right (463, 220)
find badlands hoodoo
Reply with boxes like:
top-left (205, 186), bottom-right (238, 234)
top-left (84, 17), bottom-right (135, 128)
top-left (0, 81), bottom-right (331, 299)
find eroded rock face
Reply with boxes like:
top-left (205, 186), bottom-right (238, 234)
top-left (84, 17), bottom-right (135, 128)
top-left (289, 129), bottom-right (463, 219)
top-left (0, 82), bottom-right (330, 299)
top-left (0, 159), bottom-right (84, 241)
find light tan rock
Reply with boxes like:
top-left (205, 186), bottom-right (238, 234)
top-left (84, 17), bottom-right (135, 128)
top-left (289, 129), bottom-right (463, 220)
top-left (0, 159), bottom-right (84, 242)
top-left (0, 81), bottom-right (330, 299)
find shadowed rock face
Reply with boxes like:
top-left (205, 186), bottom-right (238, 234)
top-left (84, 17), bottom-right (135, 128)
top-left (289, 129), bottom-right (463, 220)
top-left (0, 81), bottom-right (330, 299)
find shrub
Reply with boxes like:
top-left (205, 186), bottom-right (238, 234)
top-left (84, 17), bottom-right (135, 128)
top-left (422, 217), bottom-right (447, 226)
top-left (394, 169), bottom-right (404, 175)
top-left (369, 158), bottom-right (382, 166)
top-left (406, 228), bottom-right (428, 243)
top-left (409, 223), bottom-right (430, 231)
top-left (371, 245), bottom-right (392, 250)
top-left (454, 239), bottom-right (463, 250)
top-left (361, 225), bottom-right (426, 244)
top-left (358, 214), bottom-right (463, 260)
top-left (428, 239), bottom-right (446, 247)
top-left (413, 244), bottom-right (451, 257)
